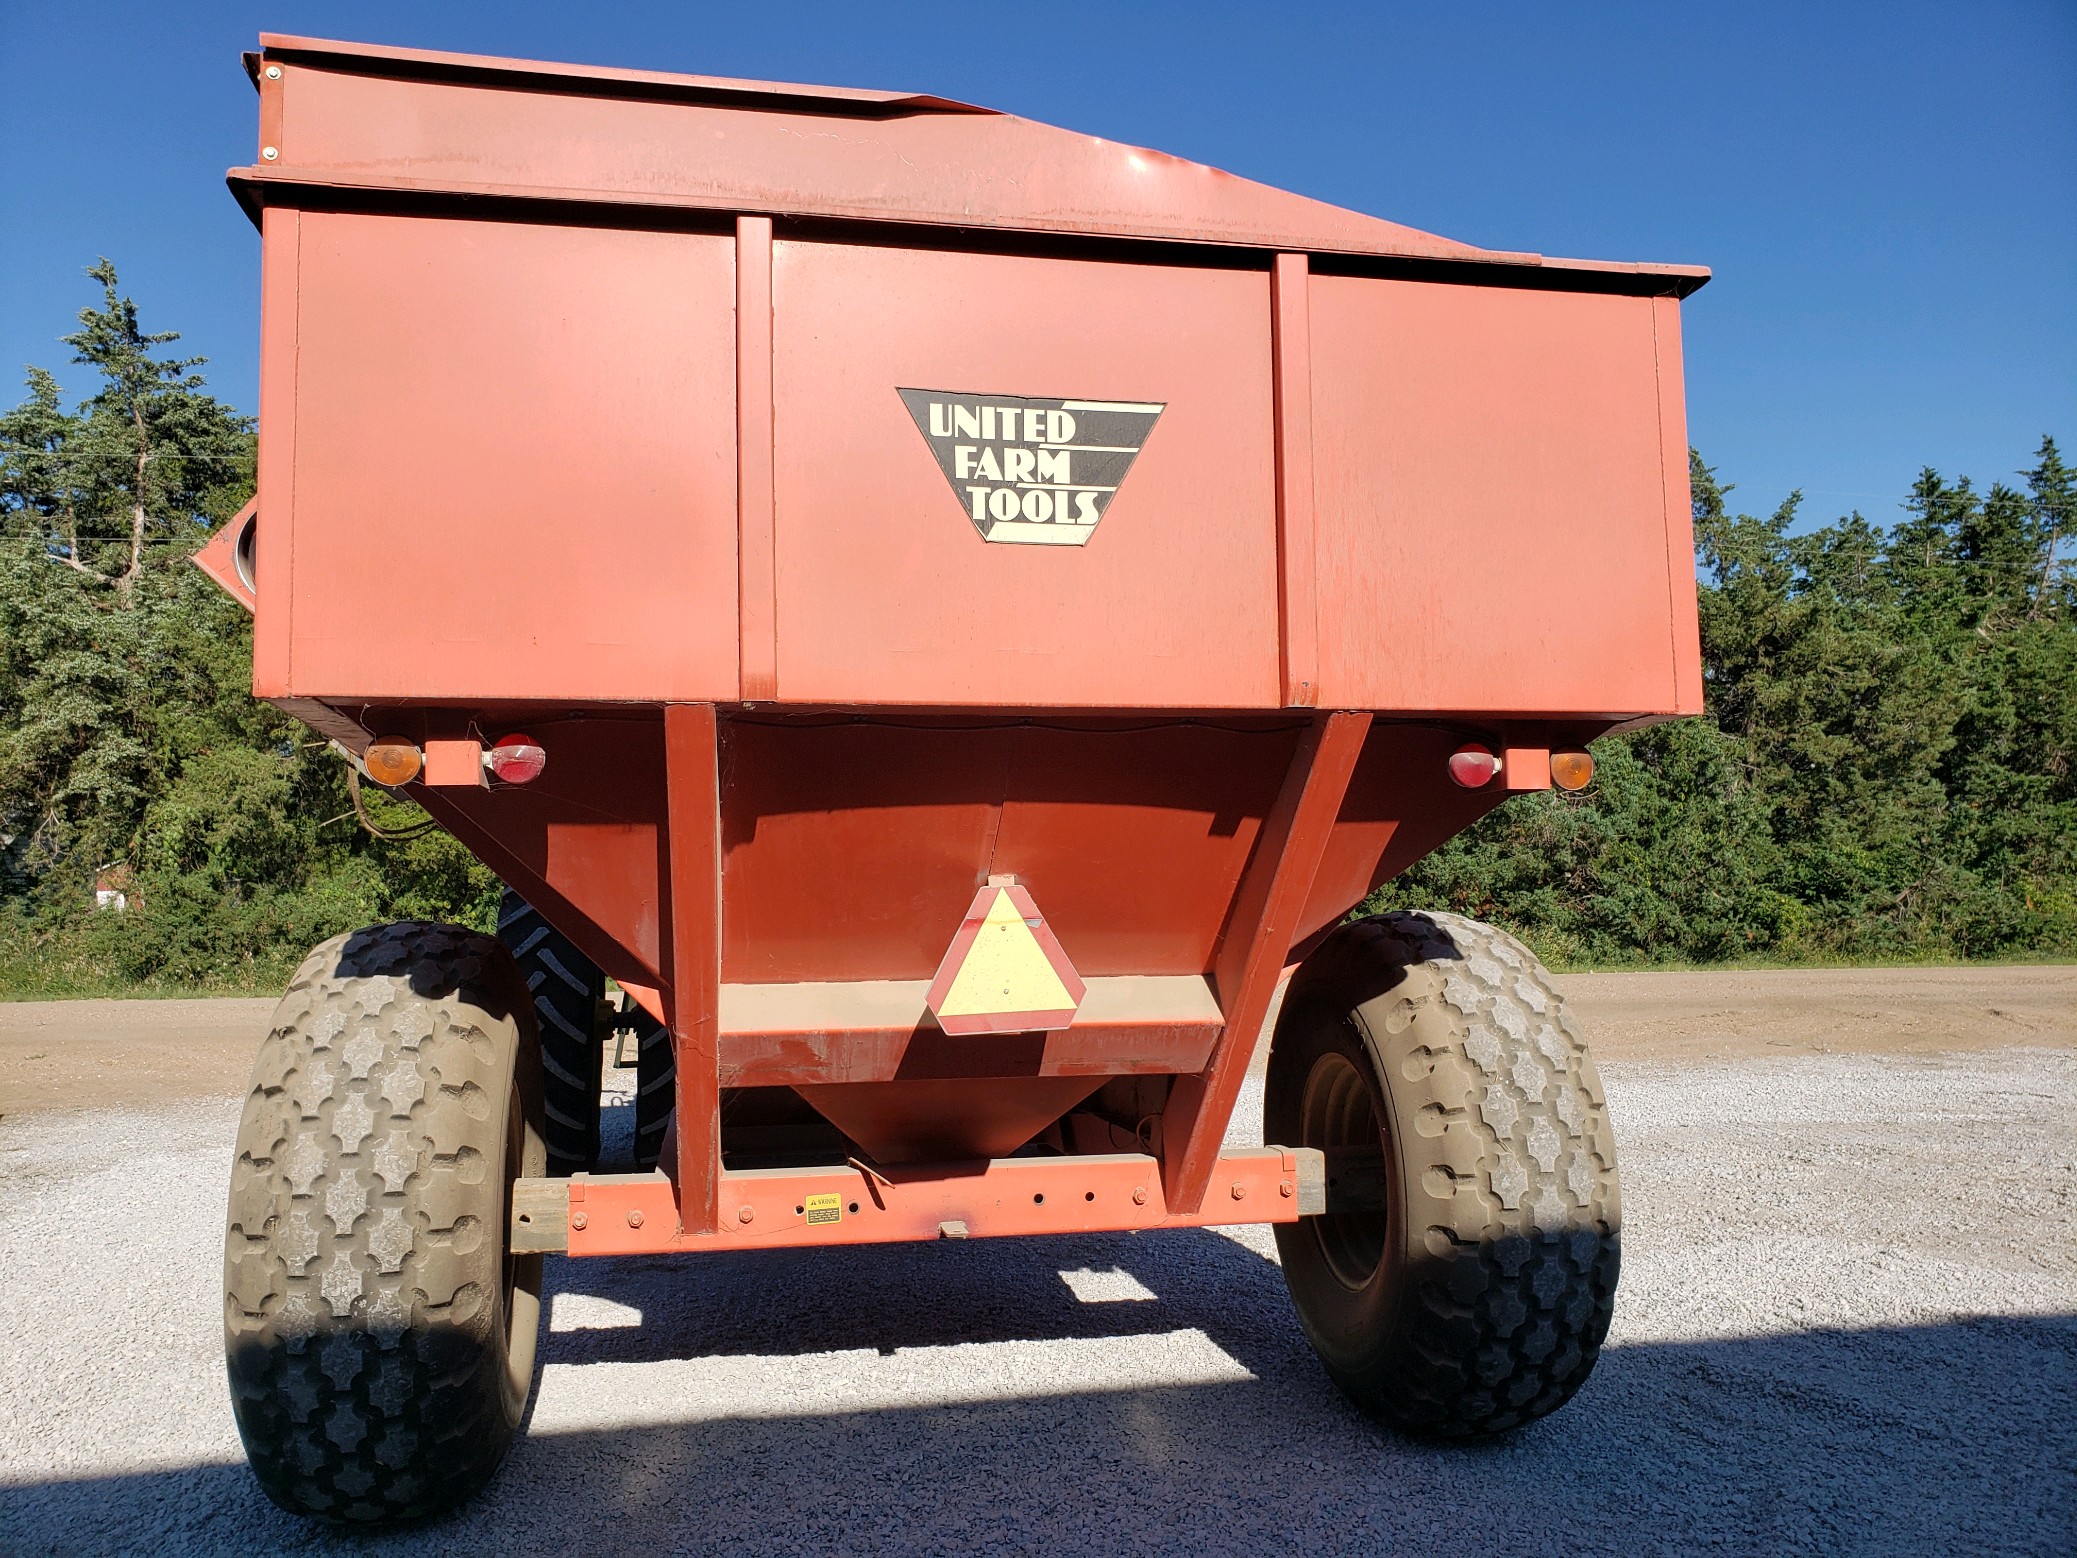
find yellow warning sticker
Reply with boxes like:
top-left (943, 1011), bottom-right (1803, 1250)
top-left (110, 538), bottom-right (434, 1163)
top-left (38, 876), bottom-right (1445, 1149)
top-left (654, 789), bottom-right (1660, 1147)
top-left (804, 1192), bottom-right (843, 1226)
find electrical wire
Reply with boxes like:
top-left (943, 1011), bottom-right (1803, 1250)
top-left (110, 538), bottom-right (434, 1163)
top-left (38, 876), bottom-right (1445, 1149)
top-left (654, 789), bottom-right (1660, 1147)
top-left (345, 764), bottom-right (439, 842)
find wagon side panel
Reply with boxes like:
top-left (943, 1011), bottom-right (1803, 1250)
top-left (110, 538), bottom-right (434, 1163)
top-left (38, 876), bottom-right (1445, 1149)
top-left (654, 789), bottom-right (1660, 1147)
top-left (766, 241), bottom-right (1281, 708)
top-left (280, 212), bottom-right (740, 701)
top-left (1308, 276), bottom-right (1683, 715)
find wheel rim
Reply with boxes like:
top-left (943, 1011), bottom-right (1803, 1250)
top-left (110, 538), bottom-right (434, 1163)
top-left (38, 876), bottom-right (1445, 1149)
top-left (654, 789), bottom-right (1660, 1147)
top-left (1302, 1047), bottom-right (1388, 1289)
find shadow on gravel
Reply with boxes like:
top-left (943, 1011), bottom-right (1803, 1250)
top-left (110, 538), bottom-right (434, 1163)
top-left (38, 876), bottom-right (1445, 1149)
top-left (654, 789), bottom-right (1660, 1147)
top-left (6, 1231), bottom-right (2072, 1557)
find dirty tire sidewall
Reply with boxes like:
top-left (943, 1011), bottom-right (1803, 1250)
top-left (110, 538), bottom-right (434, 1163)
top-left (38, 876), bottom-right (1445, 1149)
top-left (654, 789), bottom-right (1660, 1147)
top-left (223, 921), bottom-right (546, 1524)
top-left (1267, 911), bottom-right (1620, 1438)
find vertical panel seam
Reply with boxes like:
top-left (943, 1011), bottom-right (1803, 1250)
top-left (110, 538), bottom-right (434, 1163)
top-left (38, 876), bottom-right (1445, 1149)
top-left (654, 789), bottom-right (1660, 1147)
top-left (736, 216), bottom-right (777, 701)
top-left (1272, 253), bottom-right (1319, 707)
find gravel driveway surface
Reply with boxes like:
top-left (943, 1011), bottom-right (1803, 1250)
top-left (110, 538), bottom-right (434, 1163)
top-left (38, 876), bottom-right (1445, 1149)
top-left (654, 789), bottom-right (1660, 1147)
top-left (1, 1024), bottom-right (2072, 1554)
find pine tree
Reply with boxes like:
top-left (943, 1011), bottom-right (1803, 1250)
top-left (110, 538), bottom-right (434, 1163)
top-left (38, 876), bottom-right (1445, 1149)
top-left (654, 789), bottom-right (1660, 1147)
top-left (2, 260), bottom-right (253, 601)
top-left (0, 263), bottom-right (494, 991)
top-left (2023, 436), bottom-right (2074, 619)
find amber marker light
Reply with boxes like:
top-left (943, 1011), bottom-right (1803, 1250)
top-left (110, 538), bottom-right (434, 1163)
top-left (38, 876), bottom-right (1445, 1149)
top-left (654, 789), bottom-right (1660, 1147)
top-left (1447, 745), bottom-right (1501, 788)
top-left (487, 733), bottom-right (547, 785)
top-left (1551, 751), bottom-right (1595, 791)
top-left (363, 739), bottom-right (422, 787)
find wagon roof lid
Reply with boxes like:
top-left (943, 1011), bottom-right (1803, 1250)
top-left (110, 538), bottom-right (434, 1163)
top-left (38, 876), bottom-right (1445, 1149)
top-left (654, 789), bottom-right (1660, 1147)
top-left (247, 32), bottom-right (999, 115)
top-left (239, 35), bottom-right (1708, 296)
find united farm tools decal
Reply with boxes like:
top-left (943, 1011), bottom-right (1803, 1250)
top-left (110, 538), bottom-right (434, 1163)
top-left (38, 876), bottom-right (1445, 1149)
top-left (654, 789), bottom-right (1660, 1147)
top-left (899, 389), bottom-right (1164, 545)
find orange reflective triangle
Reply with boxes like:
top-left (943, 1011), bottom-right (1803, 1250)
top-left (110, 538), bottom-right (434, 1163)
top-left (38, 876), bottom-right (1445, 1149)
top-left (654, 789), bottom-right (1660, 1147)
top-left (936, 889), bottom-right (1076, 1019)
top-left (926, 883), bottom-right (1085, 1035)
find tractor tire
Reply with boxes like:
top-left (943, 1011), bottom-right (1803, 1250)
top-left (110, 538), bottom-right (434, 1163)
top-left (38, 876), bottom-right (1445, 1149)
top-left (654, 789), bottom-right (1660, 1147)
top-left (497, 889), bottom-right (604, 1176)
top-left (222, 922), bottom-right (546, 1524)
top-left (1265, 910), bottom-right (1620, 1438)
top-left (632, 1007), bottom-right (675, 1172)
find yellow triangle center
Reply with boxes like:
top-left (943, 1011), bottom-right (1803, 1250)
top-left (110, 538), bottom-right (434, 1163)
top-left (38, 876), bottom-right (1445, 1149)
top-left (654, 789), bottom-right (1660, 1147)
top-left (936, 889), bottom-right (1077, 1019)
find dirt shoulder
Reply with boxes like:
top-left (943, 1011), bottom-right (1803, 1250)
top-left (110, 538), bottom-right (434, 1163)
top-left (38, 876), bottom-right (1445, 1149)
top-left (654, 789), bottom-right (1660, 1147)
top-left (1555, 964), bottom-right (2075, 1063)
top-left (0, 997), bottom-right (275, 1116)
top-left (1, 965), bottom-right (2070, 1117)
top-left (1241, 962), bottom-right (2075, 1078)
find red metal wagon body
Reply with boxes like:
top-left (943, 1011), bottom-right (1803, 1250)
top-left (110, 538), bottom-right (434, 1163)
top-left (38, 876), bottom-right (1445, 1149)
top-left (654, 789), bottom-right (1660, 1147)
top-left (206, 36), bottom-right (1704, 1521)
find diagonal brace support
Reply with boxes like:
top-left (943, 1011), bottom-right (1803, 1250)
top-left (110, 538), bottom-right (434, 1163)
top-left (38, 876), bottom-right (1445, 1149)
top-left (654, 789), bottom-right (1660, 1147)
top-left (1161, 709), bottom-right (1371, 1213)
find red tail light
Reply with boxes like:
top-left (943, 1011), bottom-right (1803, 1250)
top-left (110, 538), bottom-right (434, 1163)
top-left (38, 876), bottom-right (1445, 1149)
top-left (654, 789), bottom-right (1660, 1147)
top-left (1447, 745), bottom-right (1501, 789)
top-left (487, 733), bottom-right (547, 784)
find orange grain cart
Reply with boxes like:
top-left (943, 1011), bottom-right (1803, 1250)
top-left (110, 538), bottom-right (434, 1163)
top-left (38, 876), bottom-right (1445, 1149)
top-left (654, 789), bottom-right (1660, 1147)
top-left (200, 35), bottom-right (1705, 1523)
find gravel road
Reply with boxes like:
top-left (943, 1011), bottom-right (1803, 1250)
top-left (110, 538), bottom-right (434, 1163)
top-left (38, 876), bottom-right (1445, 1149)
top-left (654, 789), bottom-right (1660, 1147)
top-left (1, 986), bottom-right (2073, 1555)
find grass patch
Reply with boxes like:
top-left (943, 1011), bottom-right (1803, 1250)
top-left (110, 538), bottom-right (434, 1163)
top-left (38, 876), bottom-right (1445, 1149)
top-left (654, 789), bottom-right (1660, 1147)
top-left (0, 930), bottom-right (301, 1002)
top-left (1536, 949), bottom-right (2076, 975)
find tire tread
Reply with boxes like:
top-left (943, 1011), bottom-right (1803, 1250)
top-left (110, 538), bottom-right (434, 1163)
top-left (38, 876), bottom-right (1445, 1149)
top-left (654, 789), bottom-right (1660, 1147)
top-left (496, 890), bottom-right (603, 1176)
top-left (222, 922), bottom-right (537, 1523)
top-left (1274, 910), bottom-right (1620, 1438)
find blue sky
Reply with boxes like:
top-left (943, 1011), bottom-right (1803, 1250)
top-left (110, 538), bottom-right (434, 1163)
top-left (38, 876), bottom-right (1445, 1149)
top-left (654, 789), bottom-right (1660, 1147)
top-left (4, 1), bottom-right (2071, 526)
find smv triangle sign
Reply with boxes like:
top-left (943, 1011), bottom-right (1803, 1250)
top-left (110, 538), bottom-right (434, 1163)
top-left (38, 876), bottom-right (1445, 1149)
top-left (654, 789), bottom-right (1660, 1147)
top-left (925, 882), bottom-right (1086, 1035)
top-left (898, 388), bottom-right (1164, 546)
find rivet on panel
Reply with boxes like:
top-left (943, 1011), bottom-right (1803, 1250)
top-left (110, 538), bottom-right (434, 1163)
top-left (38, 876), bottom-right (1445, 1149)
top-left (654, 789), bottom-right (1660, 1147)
top-left (1279, 1180), bottom-right (1295, 1198)
top-left (569, 1211), bottom-right (588, 1231)
top-left (737, 1205), bottom-right (755, 1224)
top-left (264, 64), bottom-right (282, 79)
top-left (262, 146), bottom-right (279, 160)
top-left (1132, 1187), bottom-right (1148, 1206)
top-left (626, 1208), bottom-right (645, 1229)
top-left (1230, 1183), bottom-right (1247, 1200)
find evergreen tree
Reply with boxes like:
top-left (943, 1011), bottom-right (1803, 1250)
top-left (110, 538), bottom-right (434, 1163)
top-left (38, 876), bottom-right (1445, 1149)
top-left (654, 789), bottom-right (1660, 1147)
top-left (1, 264), bottom-right (495, 992)
top-left (2022, 437), bottom-right (2074, 620)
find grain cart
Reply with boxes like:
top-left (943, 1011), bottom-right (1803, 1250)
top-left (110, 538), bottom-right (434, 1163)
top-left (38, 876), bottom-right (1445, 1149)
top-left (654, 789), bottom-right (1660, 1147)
top-left (198, 35), bottom-right (1706, 1523)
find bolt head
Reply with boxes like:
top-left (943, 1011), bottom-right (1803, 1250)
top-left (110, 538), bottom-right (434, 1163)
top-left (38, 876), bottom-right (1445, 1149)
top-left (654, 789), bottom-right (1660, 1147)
top-left (569, 1211), bottom-right (588, 1231)
top-left (264, 64), bottom-right (282, 79)
top-left (1230, 1182), bottom-right (1247, 1200)
top-left (1132, 1186), bottom-right (1148, 1206)
top-left (626, 1208), bottom-right (645, 1229)
top-left (261, 146), bottom-right (279, 161)
top-left (1279, 1180), bottom-right (1294, 1198)
top-left (737, 1205), bottom-right (755, 1224)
